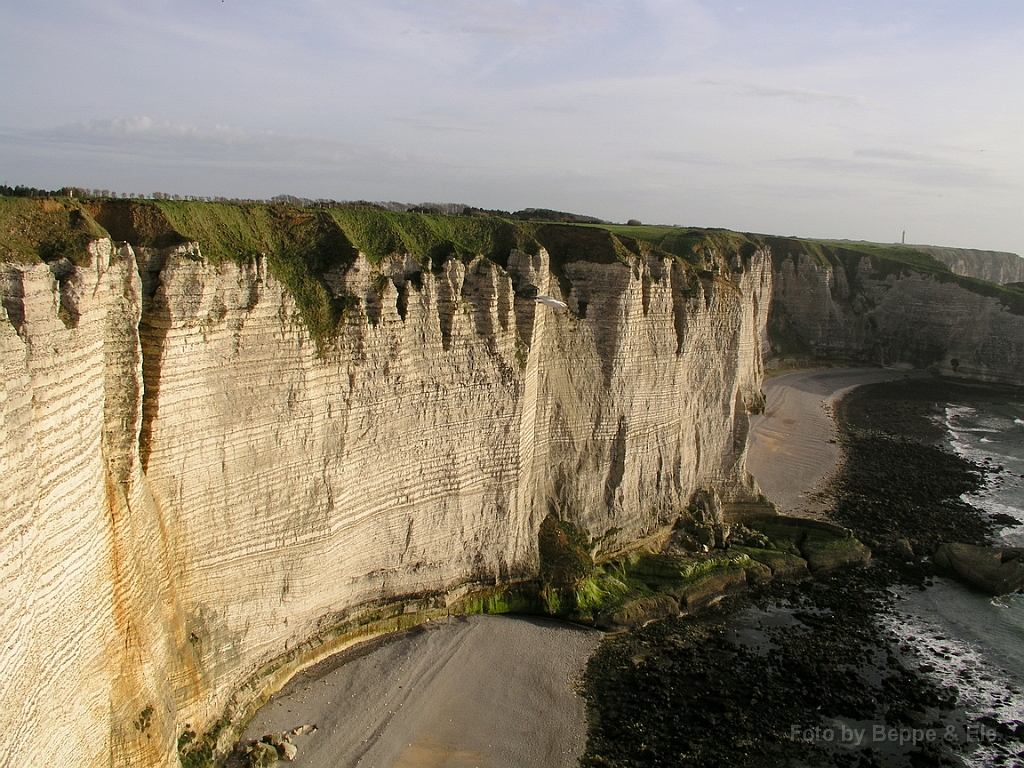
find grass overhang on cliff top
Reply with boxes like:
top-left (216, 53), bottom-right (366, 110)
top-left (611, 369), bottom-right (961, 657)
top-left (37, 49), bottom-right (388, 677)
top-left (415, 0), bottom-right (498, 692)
top-left (2, 195), bottom-right (1023, 325)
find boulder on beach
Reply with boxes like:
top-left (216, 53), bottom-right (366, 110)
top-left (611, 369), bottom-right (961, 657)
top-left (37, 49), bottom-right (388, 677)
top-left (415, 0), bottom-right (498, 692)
top-left (746, 515), bottom-right (871, 574)
top-left (933, 543), bottom-right (1024, 596)
top-left (245, 740), bottom-right (279, 767)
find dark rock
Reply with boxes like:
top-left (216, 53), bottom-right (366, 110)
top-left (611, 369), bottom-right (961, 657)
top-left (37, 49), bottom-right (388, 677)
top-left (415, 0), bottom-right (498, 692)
top-left (892, 537), bottom-right (915, 561)
top-left (800, 531), bottom-right (871, 574)
top-left (933, 543), bottom-right (1024, 595)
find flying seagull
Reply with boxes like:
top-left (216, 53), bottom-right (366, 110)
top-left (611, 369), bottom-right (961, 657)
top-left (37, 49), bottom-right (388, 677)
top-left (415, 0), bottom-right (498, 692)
top-left (535, 295), bottom-right (568, 310)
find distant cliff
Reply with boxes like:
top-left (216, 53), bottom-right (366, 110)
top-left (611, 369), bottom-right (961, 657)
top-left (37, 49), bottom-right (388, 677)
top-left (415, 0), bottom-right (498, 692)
top-left (904, 244), bottom-right (1024, 285)
top-left (811, 242), bottom-right (1024, 285)
top-left (764, 238), bottom-right (1024, 385)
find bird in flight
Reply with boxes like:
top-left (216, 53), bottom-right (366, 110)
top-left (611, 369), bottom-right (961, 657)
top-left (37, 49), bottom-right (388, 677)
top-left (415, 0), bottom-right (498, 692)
top-left (535, 295), bottom-right (568, 310)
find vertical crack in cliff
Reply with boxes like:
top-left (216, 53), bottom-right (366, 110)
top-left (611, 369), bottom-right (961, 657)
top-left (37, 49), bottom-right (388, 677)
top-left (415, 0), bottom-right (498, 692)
top-left (604, 416), bottom-right (627, 509)
top-left (464, 258), bottom-right (495, 346)
top-left (49, 259), bottom-right (81, 329)
top-left (137, 250), bottom-right (170, 472)
top-left (670, 262), bottom-right (690, 354)
top-left (0, 266), bottom-right (26, 336)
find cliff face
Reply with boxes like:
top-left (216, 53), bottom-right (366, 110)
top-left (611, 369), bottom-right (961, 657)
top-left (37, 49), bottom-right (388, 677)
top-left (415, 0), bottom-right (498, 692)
top-left (769, 247), bottom-right (1024, 385)
top-left (0, 228), bottom-right (771, 766)
top-left (906, 245), bottom-right (1024, 285)
top-left (0, 241), bottom-right (180, 767)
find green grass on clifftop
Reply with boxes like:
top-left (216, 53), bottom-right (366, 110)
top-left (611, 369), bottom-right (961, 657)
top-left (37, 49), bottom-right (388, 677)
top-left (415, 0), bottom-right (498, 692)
top-left (579, 221), bottom-right (1024, 316)
top-left (6, 196), bottom-right (1023, 345)
top-left (0, 197), bottom-right (108, 265)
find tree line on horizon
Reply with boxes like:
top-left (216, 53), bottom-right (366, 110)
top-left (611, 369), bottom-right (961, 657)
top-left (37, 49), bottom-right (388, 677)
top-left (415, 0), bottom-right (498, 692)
top-left (0, 183), bottom-right (626, 225)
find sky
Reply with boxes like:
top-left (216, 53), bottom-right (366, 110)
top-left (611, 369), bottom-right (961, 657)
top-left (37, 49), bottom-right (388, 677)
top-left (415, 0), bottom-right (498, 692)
top-left (2, 0), bottom-right (1023, 254)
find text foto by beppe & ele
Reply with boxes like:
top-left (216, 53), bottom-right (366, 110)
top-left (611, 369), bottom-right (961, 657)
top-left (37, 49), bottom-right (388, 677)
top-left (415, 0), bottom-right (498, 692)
top-left (791, 723), bottom-right (1000, 747)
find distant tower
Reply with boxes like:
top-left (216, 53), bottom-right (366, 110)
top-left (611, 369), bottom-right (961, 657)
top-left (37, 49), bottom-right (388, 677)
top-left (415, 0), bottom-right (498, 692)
top-left (901, 230), bottom-right (905, 244)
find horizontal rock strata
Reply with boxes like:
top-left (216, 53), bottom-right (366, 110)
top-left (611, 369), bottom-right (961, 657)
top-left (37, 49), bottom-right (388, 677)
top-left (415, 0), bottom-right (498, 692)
top-left (5, 219), bottom-right (1020, 767)
top-left (770, 251), bottom-right (1024, 385)
top-left (1, 237), bottom-right (770, 767)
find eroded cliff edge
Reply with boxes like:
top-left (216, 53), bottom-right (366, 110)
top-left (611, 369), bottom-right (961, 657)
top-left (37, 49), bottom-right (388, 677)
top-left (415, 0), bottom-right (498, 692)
top-left (0, 202), bottom-right (771, 767)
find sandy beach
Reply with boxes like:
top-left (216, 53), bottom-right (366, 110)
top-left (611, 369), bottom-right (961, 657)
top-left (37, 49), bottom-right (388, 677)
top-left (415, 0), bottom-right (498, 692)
top-left (747, 367), bottom-right (927, 517)
top-left (237, 614), bottom-right (601, 767)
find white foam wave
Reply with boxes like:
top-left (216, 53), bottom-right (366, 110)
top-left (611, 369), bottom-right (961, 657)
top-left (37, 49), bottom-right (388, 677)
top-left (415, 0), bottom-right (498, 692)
top-left (882, 591), bottom-right (1024, 768)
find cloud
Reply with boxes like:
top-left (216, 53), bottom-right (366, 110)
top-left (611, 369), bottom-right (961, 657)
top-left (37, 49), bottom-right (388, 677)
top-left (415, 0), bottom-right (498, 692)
top-left (780, 147), bottom-right (1009, 191)
top-left (0, 118), bottom-right (433, 171)
top-left (700, 79), bottom-right (883, 108)
top-left (383, 114), bottom-right (488, 133)
top-left (642, 149), bottom-right (730, 167)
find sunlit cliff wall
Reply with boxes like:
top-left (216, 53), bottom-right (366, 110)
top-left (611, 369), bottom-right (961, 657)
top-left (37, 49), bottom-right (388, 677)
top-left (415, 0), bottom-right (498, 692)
top-left (0, 229), bottom-right (771, 767)
top-left (5, 200), bottom-right (1024, 767)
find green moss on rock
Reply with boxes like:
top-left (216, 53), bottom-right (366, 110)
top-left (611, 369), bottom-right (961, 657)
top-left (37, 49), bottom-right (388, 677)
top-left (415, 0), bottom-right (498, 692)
top-left (731, 546), bottom-right (810, 581)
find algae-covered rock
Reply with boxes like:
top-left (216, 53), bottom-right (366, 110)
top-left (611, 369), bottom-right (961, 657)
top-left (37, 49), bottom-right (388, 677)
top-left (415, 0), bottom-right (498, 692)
top-left (245, 741), bottom-right (279, 767)
top-left (731, 546), bottom-right (810, 581)
top-left (800, 531), bottom-right (871, 574)
top-left (674, 568), bottom-right (749, 610)
top-left (450, 584), bottom-right (543, 616)
top-left (597, 594), bottom-right (679, 630)
top-left (741, 559), bottom-right (773, 584)
top-left (538, 515), bottom-right (593, 590)
top-left (628, 551), bottom-right (752, 610)
top-left (746, 515), bottom-right (870, 574)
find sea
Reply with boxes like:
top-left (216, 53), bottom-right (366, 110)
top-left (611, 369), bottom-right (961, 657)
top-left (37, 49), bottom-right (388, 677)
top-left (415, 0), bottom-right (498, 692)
top-left (884, 394), bottom-right (1024, 766)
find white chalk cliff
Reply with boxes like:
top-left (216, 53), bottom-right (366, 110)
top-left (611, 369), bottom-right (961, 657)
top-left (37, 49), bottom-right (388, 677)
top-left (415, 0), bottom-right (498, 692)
top-left (4, 210), bottom-right (1023, 767)
top-left (1, 234), bottom-right (772, 767)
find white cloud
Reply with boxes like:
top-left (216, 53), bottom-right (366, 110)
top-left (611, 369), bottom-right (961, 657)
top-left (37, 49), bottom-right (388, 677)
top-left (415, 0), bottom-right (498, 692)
top-left (700, 79), bottom-right (883, 108)
top-left (0, 118), bottom-right (435, 173)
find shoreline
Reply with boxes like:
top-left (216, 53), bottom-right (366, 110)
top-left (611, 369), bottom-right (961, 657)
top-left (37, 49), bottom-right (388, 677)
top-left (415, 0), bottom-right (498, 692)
top-left (747, 367), bottom-right (929, 519)
top-left (582, 372), bottom-right (1024, 767)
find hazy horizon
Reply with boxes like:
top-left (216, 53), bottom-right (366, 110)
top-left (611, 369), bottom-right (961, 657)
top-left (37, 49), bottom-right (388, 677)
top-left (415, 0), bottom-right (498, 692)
top-left (2, 1), bottom-right (1023, 255)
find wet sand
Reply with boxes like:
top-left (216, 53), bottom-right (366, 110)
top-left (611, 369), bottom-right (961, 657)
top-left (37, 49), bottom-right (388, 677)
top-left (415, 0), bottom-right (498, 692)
top-left (237, 614), bottom-right (601, 768)
top-left (747, 367), bottom-right (928, 517)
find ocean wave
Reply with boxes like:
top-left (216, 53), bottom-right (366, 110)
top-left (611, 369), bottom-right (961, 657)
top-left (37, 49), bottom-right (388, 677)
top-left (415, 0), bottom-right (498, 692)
top-left (949, 436), bottom-right (1023, 468)
top-left (883, 586), bottom-right (1024, 768)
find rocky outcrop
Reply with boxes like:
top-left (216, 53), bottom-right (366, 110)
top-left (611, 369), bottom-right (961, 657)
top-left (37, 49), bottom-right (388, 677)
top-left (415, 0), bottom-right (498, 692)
top-left (768, 246), bottom-right (1024, 385)
top-left (934, 543), bottom-right (1024, 596)
top-left (0, 230), bottom-right (771, 767)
